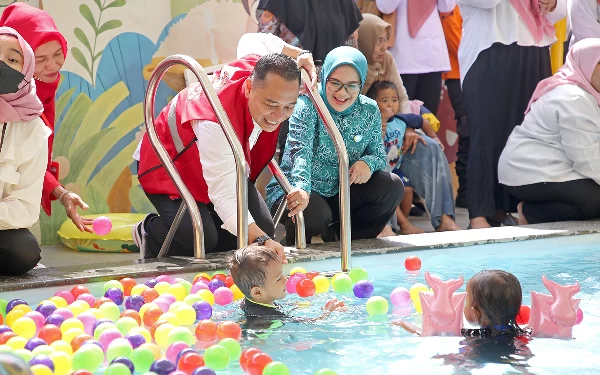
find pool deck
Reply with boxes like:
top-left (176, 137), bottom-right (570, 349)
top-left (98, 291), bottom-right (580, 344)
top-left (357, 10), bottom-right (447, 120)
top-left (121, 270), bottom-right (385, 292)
top-left (1, 211), bottom-right (599, 292)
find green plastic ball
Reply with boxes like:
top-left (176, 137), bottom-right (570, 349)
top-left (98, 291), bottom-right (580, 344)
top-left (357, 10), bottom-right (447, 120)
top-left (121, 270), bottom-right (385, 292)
top-left (0, 345), bottom-right (15, 355)
top-left (131, 347), bottom-right (155, 373)
top-left (348, 268), bottom-right (369, 283)
top-left (116, 317), bottom-right (139, 335)
top-left (71, 344), bottom-right (104, 372)
top-left (314, 369), bottom-right (338, 375)
top-left (31, 345), bottom-right (55, 357)
top-left (167, 327), bottom-right (195, 346)
top-left (14, 349), bottom-right (33, 363)
top-left (212, 271), bottom-right (227, 277)
top-left (0, 299), bottom-right (7, 317)
top-left (263, 362), bottom-right (291, 375)
top-left (105, 363), bottom-right (132, 375)
top-left (332, 274), bottom-right (353, 293)
top-left (203, 344), bottom-right (230, 371)
top-left (177, 280), bottom-right (193, 294)
top-left (106, 339), bottom-right (133, 362)
top-left (183, 294), bottom-right (202, 306)
top-left (217, 338), bottom-right (241, 361)
top-left (104, 280), bottom-right (125, 293)
top-left (365, 296), bottom-right (389, 316)
top-left (99, 302), bottom-right (121, 322)
top-left (94, 322), bottom-right (117, 340)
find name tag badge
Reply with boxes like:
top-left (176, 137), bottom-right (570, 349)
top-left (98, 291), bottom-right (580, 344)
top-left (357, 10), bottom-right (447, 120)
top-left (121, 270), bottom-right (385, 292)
top-left (353, 135), bottom-right (363, 143)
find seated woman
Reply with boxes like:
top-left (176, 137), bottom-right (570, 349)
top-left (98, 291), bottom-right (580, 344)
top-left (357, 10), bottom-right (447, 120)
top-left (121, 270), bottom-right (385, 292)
top-left (358, 14), bottom-right (461, 232)
top-left (0, 27), bottom-right (52, 275)
top-left (265, 46), bottom-right (404, 244)
top-left (499, 39), bottom-right (600, 225)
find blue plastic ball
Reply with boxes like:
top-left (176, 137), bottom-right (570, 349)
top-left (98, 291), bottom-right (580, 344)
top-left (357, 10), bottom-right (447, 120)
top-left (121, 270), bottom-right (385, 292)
top-left (6, 299), bottom-right (27, 314)
top-left (24, 338), bottom-right (47, 351)
top-left (105, 288), bottom-right (125, 305)
top-left (29, 355), bottom-right (54, 371)
top-left (125, 295), bottom-right (145, 311)
top-left (191, 301), bottom-right (212, 320)
top-left (111, 357), bottom-right (135, 374)
top-left (353, 280), bottom-right (375, 299)
top-left (149, 359), bottom-right (176, 375)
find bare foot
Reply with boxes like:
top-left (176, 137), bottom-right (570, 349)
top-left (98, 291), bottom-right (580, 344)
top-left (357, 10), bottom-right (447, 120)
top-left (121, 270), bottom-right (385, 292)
top-left (378, 225), bottom-right (396, 238)
top-left (469, 217), bottom-right (491, 229)
top-left (435, 215), bottom-right (463, 231)
top-left (400, 223), bottom-right (425, 235)
top-left (517, 202), bottom-right (529, 225)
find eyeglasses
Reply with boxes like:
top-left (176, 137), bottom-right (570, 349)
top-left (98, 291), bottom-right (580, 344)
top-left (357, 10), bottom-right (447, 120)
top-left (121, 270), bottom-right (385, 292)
top-left (326, 79), bottom-right (361, 94)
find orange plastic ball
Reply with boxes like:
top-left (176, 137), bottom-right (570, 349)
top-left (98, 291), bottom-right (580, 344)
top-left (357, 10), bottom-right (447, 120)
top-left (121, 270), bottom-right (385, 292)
top-left (150, 320), bottom-right (169, 339)
top-left (296, 279), bottom-right (316, 298)
top-left (120, 278), bottom-right (137, 296)
top-left (240, 348), bottom-right (261, 372)
top-left (516, 305), bottom-right (531, 325)
top-left (38, 324), bottom-right (62, 344)
top-left (94, 297), bottom-right (113, 309)
top-left (120, 310), bottom-right (142, 326)
top-left (404, 256), bottom-right (422, 271)
top-left (70, 333), bottom-right (93, 352)
top-left (247, 352), bottom-right (272, 375)
top-left (142, 306), bottom-right (163, 327)
top-left (141, 288), bottom-right (159, 303)
top-left (177, 351), bottom-right (205, 375)
top-left (70, 286), bottom-right (90, 300)
top-left (0, 331), bottom-right (17, 345)
top-left (224, 276), bottom-right (234, 288)
top-left (195, 320), bottom-right (218, 342)
top-left (216, 321), bottom-right (241, 341)
top-left (306, 271), bottom-right (320, 280)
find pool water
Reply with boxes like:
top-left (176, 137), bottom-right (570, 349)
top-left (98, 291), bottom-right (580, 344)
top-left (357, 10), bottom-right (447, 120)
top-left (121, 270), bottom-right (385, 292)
top-left (5, 234), bottom-right (600, 374)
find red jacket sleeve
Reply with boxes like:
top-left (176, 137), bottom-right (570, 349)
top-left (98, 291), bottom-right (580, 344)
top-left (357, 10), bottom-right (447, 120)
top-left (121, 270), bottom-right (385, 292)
top-left (41, 114), bottom-right (61, 215)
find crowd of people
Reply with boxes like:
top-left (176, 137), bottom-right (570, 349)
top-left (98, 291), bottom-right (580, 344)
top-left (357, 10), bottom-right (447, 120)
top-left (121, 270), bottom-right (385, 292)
top-left (1, 0), bottom-right (600, 275)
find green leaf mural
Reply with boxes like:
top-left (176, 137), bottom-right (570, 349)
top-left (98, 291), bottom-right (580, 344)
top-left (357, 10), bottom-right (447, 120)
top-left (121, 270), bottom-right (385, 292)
top-left (129, 185), bottom-right (156, 214)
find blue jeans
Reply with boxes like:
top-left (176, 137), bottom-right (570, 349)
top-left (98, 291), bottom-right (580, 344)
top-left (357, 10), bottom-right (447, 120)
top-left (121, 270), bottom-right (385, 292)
top-left (400, 135), bottom-right (455, 228)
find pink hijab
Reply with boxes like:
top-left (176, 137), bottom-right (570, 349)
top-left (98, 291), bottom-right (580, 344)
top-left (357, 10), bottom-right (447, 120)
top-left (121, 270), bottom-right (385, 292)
top-left (408, 0), bottom-right (437, 38)
top-left (526, 39), bottom-right (600, 114)
top-left (0, 26), bottom-right (43, 123)
top-left (510, 0), bottom-right (555, 43)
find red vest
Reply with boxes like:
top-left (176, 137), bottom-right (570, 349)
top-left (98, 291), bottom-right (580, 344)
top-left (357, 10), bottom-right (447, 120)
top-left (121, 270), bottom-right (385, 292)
top-left (138, 54), bottom-right (280, 203)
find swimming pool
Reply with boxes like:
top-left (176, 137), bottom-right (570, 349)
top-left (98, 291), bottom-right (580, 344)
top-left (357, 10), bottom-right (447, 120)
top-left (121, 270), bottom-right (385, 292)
top-left (3, 233), bottom-right (600, 374)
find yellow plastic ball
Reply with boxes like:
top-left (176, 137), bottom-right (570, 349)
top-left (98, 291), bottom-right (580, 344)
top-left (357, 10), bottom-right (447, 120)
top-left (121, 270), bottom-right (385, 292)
top-left (230, 285), bottom-right (245, 301)
top-left (62, 328), bottom-right (84, 344)
top-left (196, 289), bottom-right (214, 306)
top-left (409, 283), bottom-right (429, 302)
top-left (313, 275), bottom-right (330, 294)
top-left (168, 302), bottom-right (186, 313)
top-left (49, 297), bottom-right (68, 309)
top-left (99, 302), bottom-right (121, 322)
top-left (6, 309), bottom-right (26, 327)
top-left (87, 308), bottom-right (104, 320)
top-left (67, 302), bottom-right (87, 317)
top-left (139, 303), bottom-right (160, 320)
top-left (159, 312), bottom-right (180, 326)
top-left (12, 317), bottom-right (36, 339)
top-left (174, 305), bottom-right (196, 326)
top-left (50, 340), bottom-right (73, 356)
top-left (154, 323), bottom-right (175, 347)
top-left (130, 284), bottom-right (149, 296)
top-left (195, 273), bottom-right (212, 281)
top-left (154, 282), bottom-right (171, 295)
top-left (49, 350), bottom-right (72, 375)
top-left (290, 267), bottom-right (307, 275)
top-left (128, 327), bottom-right (151, 343)
top-left (30, 364), bottom-right (53, 375)
top-left (139, 343), bottom-right (161, 360)
top-left (167, 284), bottom-right (187, 301)
top-left (6, 336), bottom-right (27, 350)
top-left (60, 318), bottom-right (84, 334)
top-left (11, 305), bottom-right (32, 314)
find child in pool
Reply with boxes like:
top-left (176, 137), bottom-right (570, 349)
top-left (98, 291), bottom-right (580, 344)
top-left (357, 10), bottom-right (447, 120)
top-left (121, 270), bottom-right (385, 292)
top-left (394, 270), bottom-right (527, 337)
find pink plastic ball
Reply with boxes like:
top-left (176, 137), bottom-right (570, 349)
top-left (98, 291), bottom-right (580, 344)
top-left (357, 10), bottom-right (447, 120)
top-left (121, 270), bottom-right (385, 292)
top-left (165, 341), bottom-right (190, 363)
top-left (213, 287), bottom-right (234, 306)
top-left (54, 291), bottom-right (75, 305)
top-left (98, 328), bottom-right (123, 351)
top-left (77, 294), bottom-right (97, 308)
top-left (156, 275), bottom-right (175, 284)
top-left (54, 308), bottom-right (74, 320)
top-left (286, 273), bottom-right (307, 294)
top-left (153, 298), bottom-right (170, 313)
top-left (576, 308), bottom-right (584, 325)
top-left (190, 282), bottom-right (209, 294)
top-left (161, 294), bottom-right (177, 305)
top-left (23, 311), bottom-right (45, 333)
top-left (92, 216), bottom-right (113, 236)
top-left (390, 287), bottom-right (411, 307)
top-left (78, 312), bottom-right (98, 336)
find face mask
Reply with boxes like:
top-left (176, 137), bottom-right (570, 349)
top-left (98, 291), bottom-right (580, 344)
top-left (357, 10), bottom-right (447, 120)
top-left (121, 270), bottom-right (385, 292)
top-left (0, 60), bottom-right (26, 95)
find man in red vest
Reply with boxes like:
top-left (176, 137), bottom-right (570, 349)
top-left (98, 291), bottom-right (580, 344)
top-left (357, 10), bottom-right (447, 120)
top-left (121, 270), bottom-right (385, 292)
top-left (134, 33), bottom-right (316, 262)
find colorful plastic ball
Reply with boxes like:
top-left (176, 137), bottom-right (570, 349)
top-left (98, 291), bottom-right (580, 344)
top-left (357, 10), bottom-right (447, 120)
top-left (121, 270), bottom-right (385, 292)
top-left (296, 279), bottom-right (316, 298)
top-left (48, 350), bottom-right (71, 375)
top-left (23, 312), bottom-right (45, 333)
top-left (6, 299), bottom-right (28, 314)
top-left (70, 333), bottom-right (93, 352)
top-left (409, 283), bottom-right (429, 302)
top-left (314, 369), bottom-right (338, 375)
top-left (191, 302), bottom-right (212, 321)
top-left (99, 328), bottom-right (123, 351)
top-left (120, 310), bottom-right (142, 326)
top-left (366, 296), bottom-right (389, 316)
top-left (194, 273), bottom-right (212, 282)
top-left (0, 331), bottom-right (17, 345)
top-left (30, 354), bottom-right (55, 371)
top-left (107, 338), bottom-right (134, 362)
top-left (348, 268), bottom-right (369, 283)
top-left (150, 359), bottom-right (176, 375)
top-left (14, 348), bottom-right (33, 362)
top-left (29, 364), bottom-right (53, 375)
top-left (156, 275), bottom-right (175, 284)
top-left (31, 345), bottom-right (55, 357)
top-left (576, 308), bottom-right (584, 325)
top-left (190, 283), bottom-right (209, 295)
top-left (154, 282), bottom-right (172, 296)
top-left (131, 347), bottom-right (156, 373)
top-left (177, 351), bottom-right (205, 375)
top-left (0, 314), bottom-right (3, 325)
top-left (218, 338), bottom-right (241, 360)
top-left (240, 348), bottom-right (261, 372)
top-left (142, 306), bottom-right (164, 327)
top-left (12, 317), bottom-right (36, 339)
top-left (167, 284), bottom-right (188, 302)
top-left (247, 352), bottom-right (273, 375)
top-left (125, 296), bottom-right (146, 312)
top-left (6, 310), bottom-right (26, 327)
top-left (145, 279), bottom-right (158, 288)
top-left (263, 362), bottom-right (291, 375)
top-left (154, 323), bottom-right (175, 347)
top-left (0, 298), bottom-right (7, 316)
top-left (66, 301), bottom-right (89, 317)
top-left (46, 298), bottom-right (66, 311)
top-left (100, 302), bottom-right (121, 322)
top-left (93, 321), bottom-right (116, 339)
top-left (77, 312), bottom-right (98, 336)
top-left (286, 273), bottom-right (307, 294)
top-left (45, 314), bottom-right (65, 327)
top-left (53, 308), bottom-right (73, 320)
top-left (353, 280), bottom-right (374, 299)
top-left (71, 343), bottom-right (104, 372)
top-left (52, 292), bottom-right (73, 306)
top-left (36, 303), bottom-right (57, 318)
top-left (70, 286), bottom-right (90, 300)
top-left (167, 327), bottom-right (196, 346)
top-left (203, 344), bottom-right (230, 371)
top-left (61, 318), bottom-right (84, 334)
top-left (0, 346), bottom-right (14, 355)
top-left (120, 278), bottom-right (137, 296)
top-left (174, 305), bottom-right (196, 326)
top-left (191, 368), bottom-right (216, 375)
top-left (230, 285), bottom-right (245, 301)
top-left (332, 274), bottom-right (353, 293)
top-left (221, 276), bottom-right (233, 288)
top-left (208, 279), bottom-right (225, 294)
top-left (183, 295), bottom-right (202, 308)
top-left (213, 287), bottom-right (234, 306)
top-left (195, 320), bottom-right (217, 342)
top-left (49, 340), bottom-right (72, 356)
top-left (110, 357), bottom-right (135, 374)
top-left (25, 338), bottom-right (47, 351)
top-left (104, 363), bottom-right (131, 375)
top-left (159, 312), bottom-right (181, 326)
top-left (0, 325), bottom-right (11, 335)
top-left (105, 288), bottom-right (125, 306)
top-left (165, 341), bottom-right (190, 363)
top-left (77, 294), bottom-right (97, 309)
top-left (153, 299), bottom-right (170, 313)
top-left (71, 370), bottom-right (93, 375)
top-left (217, 321), bottom-right (242, 341)
top-left (92, 216), bottom-right (113, 235)
top-left (124, 332), bottom-right (146, 349)
top-left (290, 267), bottom-right (307, 275)
top-left (390, 287), bottom-right (411, 307)
top-left (516, 305), bottom-right (531, 325)
top-left (404, 256), bottom-right (422, 271)
top-left (130, 284), bottom-right (149, 296)
top-left (196, 290), bottom-right (214, 306)
top-left (116, 317), bottom-right (140, 335)
top-left (312, 276), bottom-right (330, 294)
top-left (7, 336), bottom-right (28, 351)
top-left (94, 297), bottom-right (114, 309)
top-left (150, 320), bottom-right (169, 340)
top-left (62, 328), bottom-right (85, 344)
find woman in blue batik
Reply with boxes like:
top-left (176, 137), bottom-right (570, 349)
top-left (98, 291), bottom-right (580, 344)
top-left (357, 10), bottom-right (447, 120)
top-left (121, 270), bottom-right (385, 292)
top-left (266, 46), bottom-right (404, 245)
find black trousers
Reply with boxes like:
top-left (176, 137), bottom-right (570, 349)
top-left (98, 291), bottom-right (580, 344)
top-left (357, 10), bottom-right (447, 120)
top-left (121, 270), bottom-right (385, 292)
top-left (463, 42), bottom-right (551, 219)
top-left (507, 180), bottom-right (600, 224)
top-left (0, 228), bottom-right (41, 275)
top-left (144, 179), bottom-right (275, 256)
top-left (274, 171), bottom-right (404, 246)
top-left (401, 72), bottom-right (443, 116)
top-left (446, 79), bottom-right (469, 206)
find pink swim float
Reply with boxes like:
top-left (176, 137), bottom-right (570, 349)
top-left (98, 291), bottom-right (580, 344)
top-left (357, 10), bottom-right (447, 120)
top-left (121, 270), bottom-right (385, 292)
top-left (419, 271), bottom-right (466, 336)
top-left (529, 276), bottom-right (581, 339)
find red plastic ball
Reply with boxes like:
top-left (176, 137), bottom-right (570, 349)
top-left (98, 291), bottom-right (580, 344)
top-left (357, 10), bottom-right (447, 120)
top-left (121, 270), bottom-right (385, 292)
top-left (194, 277), bottom-right (211, 286)
top-left (216, 321), bottom-right (242, 341)
top-left (38, 324), bottom-right (62, 344)
top-left (296, 279), bottom-right (316, 298)
top-left (70, 285), bottom-right (90, 300)
top-left (0, 314), bottom-right (3, 325)
top-left (306, 271), bottom-right (320, 280)
top-left (177, 351), bottom-right (205, 374)
top-left (142, 306), bottom-right (163, 327)
top-left (404, 256), bottom-right (422, 271)
top-left (247, 352), bottom-right (272, 375)
top-left (94, 297), bottom-right (113, 308)
top-left (141, 288), bottom-right (159, 303)
top-left (120, 310), bottom-right (142, 326)
top-left (212, 274), bottom-right (227, 283)
top-left (120, 278), bottom-right (137, 297)
top-left (72, 371), bottom-right (93, 375)
top-left (239, 348), bottom-right (261, 372)
top-left (0, 332), bottom-right (17, 345)
top-left (224, 276), bottom-right (234, 288)
top-left (71, 333), bottom-right (93, 352)
top-left (516, 305), bottom-right (531, 325)
top-left (195, 320), bottom-right (218, 342)
top-left (150, 320), bottom-right (169, 339)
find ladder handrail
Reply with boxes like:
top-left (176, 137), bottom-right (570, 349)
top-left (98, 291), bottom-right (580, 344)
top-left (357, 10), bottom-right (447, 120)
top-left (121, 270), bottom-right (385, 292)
top-left (300, 70), bottom-right (352, 271)
top-left (144, 55), bottom-right (249, 258)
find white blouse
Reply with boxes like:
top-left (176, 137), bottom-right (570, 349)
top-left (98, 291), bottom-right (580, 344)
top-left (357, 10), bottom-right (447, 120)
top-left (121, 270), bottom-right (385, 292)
top-left (457, 0), bottom-right (567, 82)
top-left (0, 118), bottom-right (51, 230)
top-left (568, 0), bottom-right (600, 44)
top-left (499, 84), bottom-right (600, 187)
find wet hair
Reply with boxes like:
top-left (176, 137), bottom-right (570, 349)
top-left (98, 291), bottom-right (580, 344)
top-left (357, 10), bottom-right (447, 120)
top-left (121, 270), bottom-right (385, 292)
top-left (251, 53), bottom-right (301, 89)
top-left (469, 270), bottom-right (525, 336)
top-left (229, 245), bottom-right (282, 298)
top-left (365, 80), bottom-right (399, 101)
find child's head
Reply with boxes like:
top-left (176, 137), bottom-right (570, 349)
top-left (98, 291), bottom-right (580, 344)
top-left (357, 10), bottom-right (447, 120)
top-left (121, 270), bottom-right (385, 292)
top-left (465, 270), bottom-right (522, 331)
top-left (230, 245), bottom-right (288, 304)
top-left (365, 80), bottom-right (400, 117)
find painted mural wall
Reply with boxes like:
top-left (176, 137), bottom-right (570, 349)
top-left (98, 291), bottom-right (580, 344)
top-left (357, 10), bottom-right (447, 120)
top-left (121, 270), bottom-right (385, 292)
top-left (1, 0), bottom-right (261, 245)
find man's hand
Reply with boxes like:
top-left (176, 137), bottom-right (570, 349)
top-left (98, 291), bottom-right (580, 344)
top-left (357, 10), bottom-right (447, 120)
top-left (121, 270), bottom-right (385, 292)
top-left (402, 128), bottom-right (426, 155)
top-left (286, 188), bottom-right (309, 218)
top-left (349, 160), bottom-right (372, 185)
top-left (297, 53), bottom-right (317, 91)
top-left (539, 0), bottom-right (556, 14)
top-left (265, 239), bottom-right (288, 264)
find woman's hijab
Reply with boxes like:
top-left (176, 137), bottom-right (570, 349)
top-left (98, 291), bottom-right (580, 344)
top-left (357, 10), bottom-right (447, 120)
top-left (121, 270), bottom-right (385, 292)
top-left (357, 14), bottom-right (394, 92)
top-left (0, 2), bottom-right (67, 126)
top-left (319, 46), bottom-right (368, 116)
top-left (526, 38), bottom-right (600, 113)
top-left (0, 27), bottom-right (43, 123)
top-left (407, 0), bottom-right (437, 38)
top-left (257, 0), bottom-right (362, 62)
top-left (509, 0), bottom-right (555, 43)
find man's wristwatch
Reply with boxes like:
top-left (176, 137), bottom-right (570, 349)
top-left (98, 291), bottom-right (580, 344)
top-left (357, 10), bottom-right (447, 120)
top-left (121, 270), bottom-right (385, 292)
top-left (254, 235), bottom-right (271, 246)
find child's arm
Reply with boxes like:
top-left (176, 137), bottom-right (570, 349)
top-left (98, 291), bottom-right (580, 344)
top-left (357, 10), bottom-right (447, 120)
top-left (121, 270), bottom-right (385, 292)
top-left (292, 299), bottom-right (347, 323)
top-left (421, 118), bottom-right (445, 151)
top-left (391, 320), bottom-right (422, 336)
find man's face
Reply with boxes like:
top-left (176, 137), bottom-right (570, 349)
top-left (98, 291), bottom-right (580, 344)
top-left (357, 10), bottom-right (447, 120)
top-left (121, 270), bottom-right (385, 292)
top-left (245, 72), bottom-right (300, 132)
